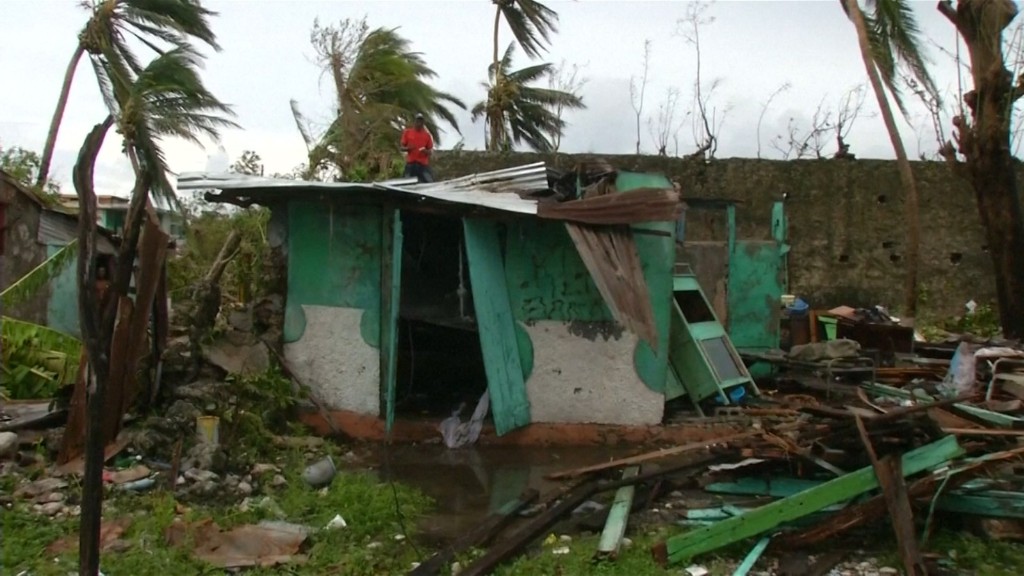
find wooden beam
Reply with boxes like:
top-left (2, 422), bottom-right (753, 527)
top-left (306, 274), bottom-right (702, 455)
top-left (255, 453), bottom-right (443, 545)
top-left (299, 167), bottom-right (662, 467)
top-left (545, 431), bottom-right (758, 480)
top-left (408, 489), bottom-right (539, 576)
top-left (855, 416), bottom-right (927, 576)
top-left (651, 436), bottom-right (965, 567)
top-left (461, 454), bottom-right (717, 576)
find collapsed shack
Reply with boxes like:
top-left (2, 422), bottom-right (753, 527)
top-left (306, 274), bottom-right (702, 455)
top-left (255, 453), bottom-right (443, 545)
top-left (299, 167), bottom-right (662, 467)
top-left (177, 161), bottom-right (737, 438)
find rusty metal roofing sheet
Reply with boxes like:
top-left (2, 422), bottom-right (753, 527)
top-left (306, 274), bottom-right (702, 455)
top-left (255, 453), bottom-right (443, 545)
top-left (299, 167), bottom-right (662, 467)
top-left (176, 163), bottom-right (549, 215)
top-left (38, 210), bottom-right (117, 254)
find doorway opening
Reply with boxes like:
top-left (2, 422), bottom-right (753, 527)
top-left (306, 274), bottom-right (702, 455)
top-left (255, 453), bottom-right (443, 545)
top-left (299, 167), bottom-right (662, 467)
top-left (393, 211), bottom-right (489, 417)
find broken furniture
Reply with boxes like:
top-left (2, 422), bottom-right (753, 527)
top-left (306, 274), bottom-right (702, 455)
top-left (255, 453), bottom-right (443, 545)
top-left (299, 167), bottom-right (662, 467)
top-left (667, 264), bottom-right (757, 414)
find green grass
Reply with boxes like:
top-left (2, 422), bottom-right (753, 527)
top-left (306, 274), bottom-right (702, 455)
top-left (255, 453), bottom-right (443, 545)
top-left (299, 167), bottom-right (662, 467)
top-left (0, 453), bottom-right (433, 576)
top-left (929, 531), bottom-right (1024, 576)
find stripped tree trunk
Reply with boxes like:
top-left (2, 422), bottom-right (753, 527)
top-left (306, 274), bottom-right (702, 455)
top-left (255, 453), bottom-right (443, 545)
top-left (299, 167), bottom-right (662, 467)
top-left (72, 115), bottom-right (114, 576)
top-left (938, 0), bottom-right (1024, 339)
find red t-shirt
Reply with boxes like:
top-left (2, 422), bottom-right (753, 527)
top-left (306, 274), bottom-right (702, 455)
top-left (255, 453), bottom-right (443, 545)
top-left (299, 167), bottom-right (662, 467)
top-left (401, 127), bottom-right (433, 165)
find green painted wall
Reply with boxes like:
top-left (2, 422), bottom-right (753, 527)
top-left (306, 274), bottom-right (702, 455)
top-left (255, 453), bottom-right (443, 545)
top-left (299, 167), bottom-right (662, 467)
top-left (45, 244), bottom-right (80, 338)
top-left (617, 172), bottom-right (676, 394)
top-left (284, 201), bottom-right (383, 345)
top-left (501, 171), bottom-right (676, 395)
top-left (504, 219), bottom-right (613, 322)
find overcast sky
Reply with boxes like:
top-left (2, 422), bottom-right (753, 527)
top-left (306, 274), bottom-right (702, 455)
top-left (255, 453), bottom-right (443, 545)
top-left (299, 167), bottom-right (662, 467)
top-left (0, 0), bottom-right (989, 196)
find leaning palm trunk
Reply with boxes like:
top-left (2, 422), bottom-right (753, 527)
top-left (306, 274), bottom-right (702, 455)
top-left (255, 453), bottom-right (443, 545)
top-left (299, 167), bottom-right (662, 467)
top-left (845, 0), bottom-right (921, 319)
top-left (36, 45), bottom-right (86, 189)
top-left (490, 4), bottom-right (504, 151)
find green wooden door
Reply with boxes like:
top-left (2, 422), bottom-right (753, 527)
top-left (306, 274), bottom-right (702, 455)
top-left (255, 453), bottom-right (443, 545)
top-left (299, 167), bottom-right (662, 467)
top-left (727, 241), bottom-right (783, 352)
top-left (382, 209), bottom-right (403, 433)
top-left (463, 218), bottom-right (531, 435)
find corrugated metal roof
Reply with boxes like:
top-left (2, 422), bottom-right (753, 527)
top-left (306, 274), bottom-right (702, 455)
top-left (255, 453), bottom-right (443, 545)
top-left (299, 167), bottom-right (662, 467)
top-left (38, 210), bottom-right (117, 255)
top-left (176, 163), bottom-right (549, 216)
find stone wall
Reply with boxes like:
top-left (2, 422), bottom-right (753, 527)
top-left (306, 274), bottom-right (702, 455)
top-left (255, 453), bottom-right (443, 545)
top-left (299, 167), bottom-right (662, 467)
top-left (432, 152), bottom-right (996, 317)
top-left (0, 176), bottom-right (48, 325)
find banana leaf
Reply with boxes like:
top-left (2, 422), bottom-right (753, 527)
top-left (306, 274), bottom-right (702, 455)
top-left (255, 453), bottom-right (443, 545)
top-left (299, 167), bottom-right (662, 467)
top-left (0, 240), bottom-right (78, 309)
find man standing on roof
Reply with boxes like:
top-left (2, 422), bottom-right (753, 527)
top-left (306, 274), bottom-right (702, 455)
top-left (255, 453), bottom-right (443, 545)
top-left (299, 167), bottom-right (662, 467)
top-left (400, 113), bottom-right (434, 183)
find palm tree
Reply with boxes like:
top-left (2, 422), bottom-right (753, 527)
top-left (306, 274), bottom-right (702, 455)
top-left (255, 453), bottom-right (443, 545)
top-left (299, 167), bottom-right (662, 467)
top-left (36, 0), bottom-right (221, 190)
top-left (305, 19), bottom-right (465, 180)
top-left (842, 0), bottom-right (939, 319)
top-left (70, 44), bottom-right (236, 576)
top-left (473, 43), bottom-right (585, 152)
top-left (488, 0), bottom-right (559, 150)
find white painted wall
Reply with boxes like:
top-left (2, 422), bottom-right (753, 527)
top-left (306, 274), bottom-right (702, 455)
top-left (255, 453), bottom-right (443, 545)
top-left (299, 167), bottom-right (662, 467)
top-left (284, 304), bottom-right (380, 415)
top-left (523, 321), bottom-right (664, 425)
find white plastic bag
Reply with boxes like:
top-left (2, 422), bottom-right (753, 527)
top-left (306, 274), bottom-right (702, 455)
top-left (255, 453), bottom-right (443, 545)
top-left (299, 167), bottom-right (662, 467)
top-left (940, 341), bottom-right (977, 397)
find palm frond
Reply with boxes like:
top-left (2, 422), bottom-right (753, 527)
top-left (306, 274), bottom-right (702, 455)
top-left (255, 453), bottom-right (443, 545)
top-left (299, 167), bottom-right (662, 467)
top-left (860, 0), bottom-right (939, 119)
top-left (500, 0), bottom-right (559, 59)
top-left (121, 0), bottom-right (221, 51)
top-left (0, 241), bottom-right (78, 309)
top-left (478, 41), bottom-right (585, 152)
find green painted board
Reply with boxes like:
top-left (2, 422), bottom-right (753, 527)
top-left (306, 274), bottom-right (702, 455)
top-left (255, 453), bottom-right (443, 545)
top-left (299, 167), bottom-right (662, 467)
top-left (382, 210), bottom-right (402, 434)
top-left (732, 537), bottom-right (771, 576)
top-left (463, 218), bottom-right (531, 435)
top-left (597, 466), bottom-right (640, 556)
top-left (709, 476), bottom-right (1024, 520)
top-left (728, 241), bottom-right (783, 352)
top-left (654, 435), bottom-right (965, 566)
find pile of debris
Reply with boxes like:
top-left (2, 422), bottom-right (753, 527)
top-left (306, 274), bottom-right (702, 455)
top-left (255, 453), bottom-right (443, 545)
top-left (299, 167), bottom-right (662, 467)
top-left (408, 339), bottom-right (1024, 576)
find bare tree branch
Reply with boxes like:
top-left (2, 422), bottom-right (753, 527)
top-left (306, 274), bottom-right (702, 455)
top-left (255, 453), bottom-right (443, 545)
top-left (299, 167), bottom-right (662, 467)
top-left (629, 39), bottom-right (653, 155)
top-left (757, 82), bottom-right (791, 159)
top-left (647, 87), bottom-right (689, 156)
top-left (547, 59), bottom-right (590, 153)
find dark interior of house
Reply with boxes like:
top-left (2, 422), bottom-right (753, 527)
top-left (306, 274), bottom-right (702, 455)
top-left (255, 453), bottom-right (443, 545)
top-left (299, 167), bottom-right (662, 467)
top-left (394, 211), bottom-right (489, 417)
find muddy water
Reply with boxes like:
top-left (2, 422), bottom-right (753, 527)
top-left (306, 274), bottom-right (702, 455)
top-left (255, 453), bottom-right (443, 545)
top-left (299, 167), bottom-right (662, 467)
top-left (369, 443), bottom-right (635, 546)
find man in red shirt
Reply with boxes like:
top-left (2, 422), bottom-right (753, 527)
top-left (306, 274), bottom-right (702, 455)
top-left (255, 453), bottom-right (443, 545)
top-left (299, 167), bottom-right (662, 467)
top-left (400, 113), bottom-right (434, 183)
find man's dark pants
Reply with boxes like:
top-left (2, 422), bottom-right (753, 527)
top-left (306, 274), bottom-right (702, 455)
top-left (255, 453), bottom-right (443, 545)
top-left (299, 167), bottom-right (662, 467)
top-left (404, 162), bottom-right (434, 183)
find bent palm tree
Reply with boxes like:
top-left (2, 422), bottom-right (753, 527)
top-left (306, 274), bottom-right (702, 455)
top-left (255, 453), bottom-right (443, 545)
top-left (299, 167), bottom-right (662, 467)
top-left (473, 43), bottom-right (585, 152)
top-left (488, 0), bottom-right (559, 150)
top-left (72, 44), bottom-right (236, 576)
top-left (842, 0), bottom-right (938, 319)
top-left (306, 20), bottom-right (464, 180)
top-left (36, 0), bottom-right (221, 190)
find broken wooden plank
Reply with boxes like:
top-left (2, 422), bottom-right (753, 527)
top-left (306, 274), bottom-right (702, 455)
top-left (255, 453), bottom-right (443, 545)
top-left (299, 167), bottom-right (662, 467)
top-left (595, 466), bottom-right (639, 560)
top-left (409, 489), bottom-right (539, 576)
top-left (777, 444), bottom-right (1024, 548)
top-left (463, 218), bottom-right (531, 435)
top-left (546, 431), bottom-right (759, 480)
top-left (732, 536), bottom-right (771, 576)
top-left (862, 383), bottom-right (1021, 428)
top-left (651, 436), bottom-right (965, 567)
top-left (565, 222), bottom-right (658, 347)
top-left (461, 454), bottom-right (717, 576)
top-left (941, 427), bottom-right (1024, 436)
top-left (537, 187), bottom-right (684, 225)
top-left (855, 415), bottom-right (926, 576)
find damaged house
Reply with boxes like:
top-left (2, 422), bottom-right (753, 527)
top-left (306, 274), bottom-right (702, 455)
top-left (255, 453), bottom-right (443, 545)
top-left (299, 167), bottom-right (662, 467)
top-left (0, 169), bottom-right (118, 336)
top-left (179, 163), bottom-right (763, 437)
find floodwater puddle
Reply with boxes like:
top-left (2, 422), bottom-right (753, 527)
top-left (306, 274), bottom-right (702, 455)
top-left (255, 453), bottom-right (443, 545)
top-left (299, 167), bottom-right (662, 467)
top-left (367, 443), bottom-right (634, 546)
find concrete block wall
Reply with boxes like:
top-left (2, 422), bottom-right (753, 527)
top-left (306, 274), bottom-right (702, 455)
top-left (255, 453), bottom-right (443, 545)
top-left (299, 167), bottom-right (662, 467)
top-left (433, 153), bottom-right (994, 317)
